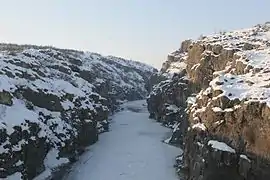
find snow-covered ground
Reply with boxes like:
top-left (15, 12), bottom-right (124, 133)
top-left (63, 100), bottom-right (181, 180)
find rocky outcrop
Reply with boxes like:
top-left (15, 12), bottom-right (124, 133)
top-left (147, 75), bottom-right (190, 145)
top-left (147, 22), bottom-right (270, 179)
top-left (0, 44), bottom-right (156, 180)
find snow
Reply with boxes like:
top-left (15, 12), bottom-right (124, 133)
top-left (224, 108), bottom-right (234, 112)
top-left (32, 106), bottom-right (76, 144)
top-left (105, 55), bottom-right (156, 73)
top-left (203, 87), bottom-right (212, 95)
top-left (200, 23), bottom-right (270, 107)
top-left (0, 75), bottom-right (16, 91)
top-left (234, 104), bottom-right (242, 109)
top-left (191, 63), bottom-right (200, 71)
top-left (240, 154), bottom-right (251, 162)
top-left (194, 107), bottom-right (206, 114)
top-left (210, 71), bottom-right (270, 106)
top-left (212, 107), bottom-right (223, 112)
top-left (61, 100), bottom-right (75, 110)
top-left (12, 139), bottom-right (27, 152)
top-left (166, 62), bottom-right (187, 74)
top-left (44, 149), bottom-right (69, 168)
top-left (34, 148), bottom-right (69, 180)
top-left (164, 137), bottom-right (171, 144)
top-left (6, 172), bottom-right (22, 180)
top-left (172, 122), bottom-right (180, 133)
top-left (186, 96), bottom-right (196, 105)
top-left (166, 104), bottom-right (179, 113)
top-left (0, 99), bottom-right (39, 134)
top-left (208, 140), bottom-right (236, 153)
top-left (63, 100), bottom-right (180, 180)
top-left (163, 52), bottom-right (188, 77)
top-left (198, 24), bottom-right (270, 49)
top-left (236, 49), bottom-right (270, 69)
top-left (212, 107), bottom-right (234, 112)
top-left (214, 120), bottom-right (224, 126)
top-left (95, 78), bottom-right (105, 84)
top-left (192, 123), bottom-right (207, 131)
top-left (176, 155), bottom-right (183, 161)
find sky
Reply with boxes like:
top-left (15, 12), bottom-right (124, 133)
top-left (0, 0), bottom-right (269, 68)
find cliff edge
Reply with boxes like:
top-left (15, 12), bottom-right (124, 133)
top-left (147, 22), bottom-right (270, 180)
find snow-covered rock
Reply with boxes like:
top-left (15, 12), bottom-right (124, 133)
top-left (0, 43), bottom-right (156, 179)
top-left (208, 140), bottom-right (236, 153)
top-left (147, 22), bottom-right (270, 180)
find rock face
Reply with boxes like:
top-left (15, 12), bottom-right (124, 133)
top-left (0, 43), bottom-right (157, 180)
top-left (147, 22), bottom-right (270, 180)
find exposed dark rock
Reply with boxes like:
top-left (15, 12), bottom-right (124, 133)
top-left (0, 91), bottom-right (13, 106)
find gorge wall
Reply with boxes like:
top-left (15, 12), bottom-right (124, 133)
top-left (0, 44), bottom-right (157, 180)
top-left (147, 22), bottom-right (270, 180)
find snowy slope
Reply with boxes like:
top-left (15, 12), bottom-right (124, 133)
top-left (0, 44), bottom-right (156, 179)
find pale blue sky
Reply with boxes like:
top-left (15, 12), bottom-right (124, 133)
top-left (0, 0), bottom-right (269, 68)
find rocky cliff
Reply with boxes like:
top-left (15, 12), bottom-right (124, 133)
top-left (0, 43), bottom-right (156, 180)
top-left (147, 22), bottom-right (270, 180)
